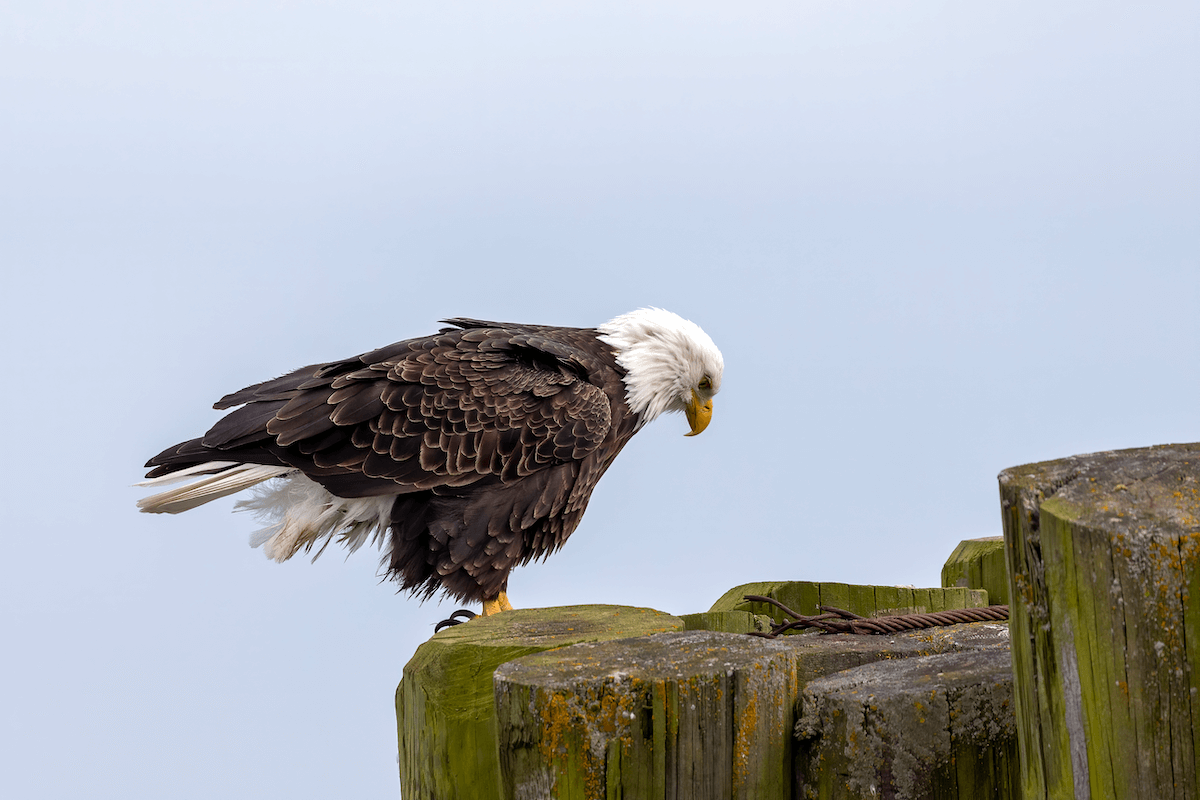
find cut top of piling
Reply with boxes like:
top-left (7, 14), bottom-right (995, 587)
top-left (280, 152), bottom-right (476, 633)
top-left (999, 441), bottom-right (1200, 534)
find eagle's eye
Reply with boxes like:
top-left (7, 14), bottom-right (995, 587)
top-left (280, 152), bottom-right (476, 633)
top-left (698, 376), bottom-right (712, 391)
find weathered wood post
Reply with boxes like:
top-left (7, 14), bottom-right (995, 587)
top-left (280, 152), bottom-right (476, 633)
top-left (795, 646), bottom-right (1016, 800)
top-left (494, 631), bottom-right (801, 799)
top-left (1000, 444), bottom-right (1200, 798)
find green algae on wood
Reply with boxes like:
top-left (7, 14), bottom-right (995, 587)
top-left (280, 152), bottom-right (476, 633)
top-left (396, 605), bottom-right (682, 800)
top-left (1000, 443), bottom-right (1200, 799)
top-left (942, 536), bottom-right (1009, 605)
top-left (493, 631), bottom-right (800, 800)
top-left (709, 581), bottom-right (988, 627)
top-left (679, 610), bottom-right (775, 634)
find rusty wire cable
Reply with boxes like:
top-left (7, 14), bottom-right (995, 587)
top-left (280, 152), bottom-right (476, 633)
top-left (742, 594), bottom-right (1010, 638)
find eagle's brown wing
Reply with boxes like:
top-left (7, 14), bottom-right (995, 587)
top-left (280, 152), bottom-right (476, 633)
top-left (146, 321), bottom-right (617, 499)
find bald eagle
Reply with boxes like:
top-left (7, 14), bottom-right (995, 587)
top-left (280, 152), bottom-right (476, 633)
top-left (138, 308), bottom-right (723, 616)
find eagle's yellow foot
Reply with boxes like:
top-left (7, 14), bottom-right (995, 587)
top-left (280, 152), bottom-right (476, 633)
top-left (481, 591), bottom-right (514, 616)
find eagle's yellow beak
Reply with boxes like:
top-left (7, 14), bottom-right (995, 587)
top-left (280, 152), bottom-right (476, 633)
top-left (684, 391), bottom-right (713, 437)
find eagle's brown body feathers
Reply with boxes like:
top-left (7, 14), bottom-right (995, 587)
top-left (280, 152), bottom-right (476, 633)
top-left (145, 319), bottom-right (641, 602)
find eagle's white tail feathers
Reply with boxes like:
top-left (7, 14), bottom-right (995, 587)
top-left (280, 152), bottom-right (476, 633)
top-left (236, 473), bottom-right (394, 563)
top-left (136, 463), bottom-right (293, 514)
top-left (135, 461), bottom-right (241, 486)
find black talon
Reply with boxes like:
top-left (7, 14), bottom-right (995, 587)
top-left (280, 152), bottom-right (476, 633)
top-left (433, 609), bottom-right (478, 633)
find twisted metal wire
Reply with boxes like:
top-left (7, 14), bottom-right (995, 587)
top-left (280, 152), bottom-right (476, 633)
top-left (742, 594), bottom-right (1010, 638)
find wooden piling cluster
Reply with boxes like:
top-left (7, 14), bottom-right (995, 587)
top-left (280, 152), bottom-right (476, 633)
top-left (397, 584), bottom-right (1008, 799)
top-left (395, 442), bottom-right (1200, 799)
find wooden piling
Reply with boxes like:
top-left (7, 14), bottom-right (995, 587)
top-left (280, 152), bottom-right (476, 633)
top-left (1000, 443), bottom-right (1200, 798)
top-left (494, 631), bottom-right (801, 800)
top-left (942, 536), bottom-right (1009, 605)
top-left (795, 647), bottom-right (1017, 800)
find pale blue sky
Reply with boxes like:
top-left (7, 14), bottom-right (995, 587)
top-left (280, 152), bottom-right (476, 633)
top-left (3, 2), bottom-right (1197, 798)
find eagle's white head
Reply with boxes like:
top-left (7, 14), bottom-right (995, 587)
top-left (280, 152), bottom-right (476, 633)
top-left (597, 308), bottom-right (724, 434)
